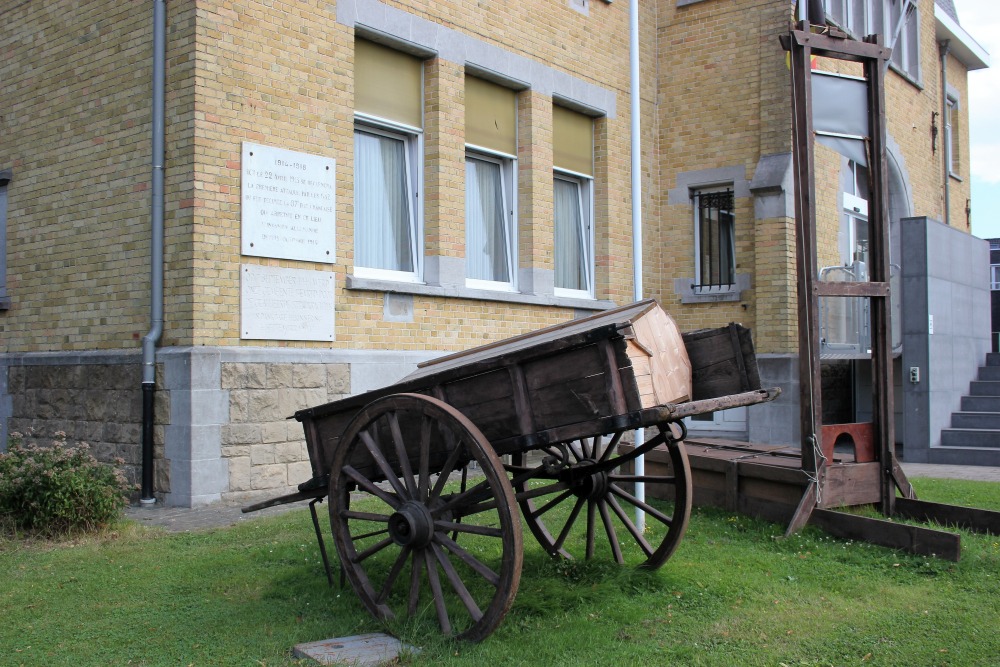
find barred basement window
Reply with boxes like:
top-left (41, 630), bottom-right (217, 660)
top-left (692, 188), bottom-right (735, 291)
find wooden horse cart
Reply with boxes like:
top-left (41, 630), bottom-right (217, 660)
top-left (244, 300), bottom-right (779, 641)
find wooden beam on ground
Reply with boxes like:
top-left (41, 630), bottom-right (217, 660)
top-left (894, 498), bottom-right (1000, 536)
top-left (810, 508), bottom-right (961, 561)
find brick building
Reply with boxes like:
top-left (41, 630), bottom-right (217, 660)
top-left (0, 0), bottom-right (991, 506)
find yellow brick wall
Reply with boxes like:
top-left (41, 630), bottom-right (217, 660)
top-left (183, 0), bottom-right (640, 350)
top-left (652, 0), bottom-right (795, 347)
top-left (0, 0), bottom-right (980, 359)
top-left (0, 1), bottom-right (189, 352)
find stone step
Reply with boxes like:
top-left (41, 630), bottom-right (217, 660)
top-left (951, 412), bottom-right (1000, 430)
top-left (939, 428), bottom-right (1000, 449)
top-left (978, 366), bottom-right (1000, 381)
top-left (969, 381), bottom-right (1000, 396)
top-left (987, 352), bottom-right (1000, 367)
top-left (961, 395), bottom-right (1000, 412)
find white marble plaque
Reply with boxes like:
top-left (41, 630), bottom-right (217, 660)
top-left (242, 142), bottom-right (335, 263)
top-left (240, 264), bottom-right (335, 341)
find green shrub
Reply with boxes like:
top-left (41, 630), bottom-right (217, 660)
top-left (0, 432), bottom-right (133, 537)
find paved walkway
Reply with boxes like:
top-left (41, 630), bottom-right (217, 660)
top-left (125, 463), bottom-right (1000, 534)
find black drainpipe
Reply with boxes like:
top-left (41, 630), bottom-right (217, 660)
top-left (141, 0), bottom-right (166, 505)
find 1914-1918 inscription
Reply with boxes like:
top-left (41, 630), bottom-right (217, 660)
top-left (242, 142), bottom-right (335, 264)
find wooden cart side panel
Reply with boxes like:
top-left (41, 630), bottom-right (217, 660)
top-left (436, 368), bottom-right (521, 444)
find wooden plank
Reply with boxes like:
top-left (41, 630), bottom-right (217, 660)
top-left (813, 281), bottom-right (889, 297)
top-left (820, 462), bottom-right (882, 507)
top-left (810, 509), bottom-right (961, 561)
top-left (410, 300), bottom-right (656, 375)
top-left (784, 484), bottom-right (818, 536)
top-left (895, 497), bottom-right (1000, 536)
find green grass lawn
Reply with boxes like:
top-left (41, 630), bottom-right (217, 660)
top-left (2, 477), bottom-right (999, 667)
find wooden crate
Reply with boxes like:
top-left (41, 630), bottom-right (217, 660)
top-left (682, 323), bottom-right (761, 401)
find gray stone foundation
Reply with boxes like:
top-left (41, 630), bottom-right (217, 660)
top-left (2, 347), bottom-right (439, 507)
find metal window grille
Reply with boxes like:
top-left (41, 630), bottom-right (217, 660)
top-left (693, 189), bottom-right (735, 291)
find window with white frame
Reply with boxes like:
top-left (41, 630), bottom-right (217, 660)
top-left (553, 173), bottom-right (593, 295)
top-left (945, 94), bottom-right (960, 177)
top-left (823, 1), bottom-right (919, 81)
top-left (692, 187), bottom-right (735, 291)
top-left (354, 126), bottom-right (420, 276)
top-left (465, 76), bottom-right (517, 290)
top-left (888, 0), bottom-right (920, 80)
top-left (553, 105), bottom-right (595, 298)
top-left (466, 154), bottom-right (514, 288)
top-left (991, 265), bottom-right (1000, 291)
top-left (824, 0), bottom-right (885, 38)
top-left (353, 38), bottom-right (424, 281)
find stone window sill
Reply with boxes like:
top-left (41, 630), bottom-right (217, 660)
top-left (346, 275), bottom-right (617, 312)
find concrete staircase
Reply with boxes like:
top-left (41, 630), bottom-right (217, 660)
top-left (937, 353), bottom-right (1000, 462)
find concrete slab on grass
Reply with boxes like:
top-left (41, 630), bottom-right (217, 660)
top-left (293, 633), bottom-right (418, 666)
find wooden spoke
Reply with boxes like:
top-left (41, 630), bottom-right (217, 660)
top-left (342, 465), bottom-right (401, 509)
top-left (453, 498), bottom-right (500, 517)
top-left (514, 480), bottom-right (570, 503)
top-left (512, 425), bottom-right (692, 570)
top-left (609, 484), bottom-right (674, 526)
top-left (423, 549), bottom-right (452, 636)
top-left (585, 500), bottom-right (596, 560)
top-left (341, 510), bottom-right (391, 523)
top-left (387, 413), bottom-right (417, 498)
top-left (433, 477), bottom-right (493, 517)
top-left (552, 495), bottom-right (587, 553)
top-left (434, 532), bottom-right (501, 586)
top-left (606, 494), bottom-right (654, 557)
top-left (352, 536), bottom-right (395, 563)
top-left (435, 520), bottom-right (503, 539)
top-left (608, 474), bottom-right (677, 485)
top-left (418, 415), bottom-right (433, 502)
top-left (350, 526), bottom-right (391, 542)
top-left (408, 551), bottom-right (423, 616)
top-left (597, 499), bottom-right (623, 564)
top-left (431, 543), bottom-right (484, 622)
top-left (330, 394), bottom-right (522, 642)
top-left (598, 431), bottom-right (625, 463)
top-left (358, 430), bottom-right (409, 499)
top-left (528, 488), bottom-right (576, 520)
top-left (429, 438), bottom-right (466, 501)
top-left (377, 546), bottom-right (412, 604)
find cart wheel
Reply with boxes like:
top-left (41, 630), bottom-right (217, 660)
top-left (329, 393), bottom-right (523, 642)
top-left (511, 423), bottom-right (691, 569)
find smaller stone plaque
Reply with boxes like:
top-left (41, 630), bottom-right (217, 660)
top-left (240, 264), bottom-right (335, 341)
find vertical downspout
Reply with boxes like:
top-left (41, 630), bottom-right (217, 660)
top-left (629, 0), bottom-right (645, 530)
top-left (940, 40), bottom-right (951, 226)
top-left (141, 0), bottom-right (166, 505)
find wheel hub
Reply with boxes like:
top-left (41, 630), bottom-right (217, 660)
top-left (569, 459), bottom-right (610, 500)
top-left (388, 500), bottom-right (435, 549)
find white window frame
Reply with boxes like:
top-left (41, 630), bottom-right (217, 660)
top-left (991, 265), bottom-right (1000, 291)
top-left (465, 146), bottom-right (517, 292)
top-left (692, 186), bottom-right (736, 293)
top-left (553, 170), bottom-right (594, 299)
top-left (945, 94), bottom-right (960, 178)
top-left (888, 0), bottom-right (921, 82)
top-left (353, 114), bottom-right (423, 283)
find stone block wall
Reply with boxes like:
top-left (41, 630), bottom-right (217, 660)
top-left (1, 354), bottom-right (158, 488)
top-left (220, 361), bottom-right (350, 504)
